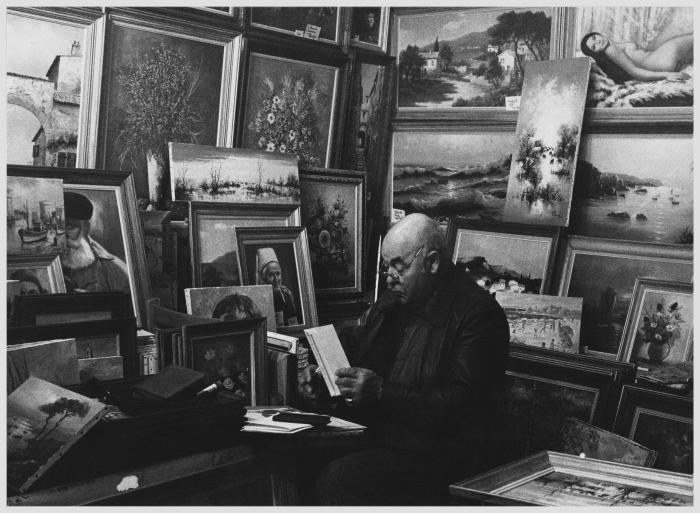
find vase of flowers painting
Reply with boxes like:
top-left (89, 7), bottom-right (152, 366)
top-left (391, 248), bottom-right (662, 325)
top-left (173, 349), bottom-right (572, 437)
top-left (640, 301), bottom-right (683, 363)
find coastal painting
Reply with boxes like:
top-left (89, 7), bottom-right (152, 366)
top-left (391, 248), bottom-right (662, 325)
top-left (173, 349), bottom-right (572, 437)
top-left (451, 228), bottom-right (555, 294)
top-left (170, 143), bottom-right (300, 204)
top-left (571, 134), bottom-right (693, 244)
top-left (396, 8), bottom-right (553, 108)
top-left (495, 292), bottom-right (583, 353)
top-left (503, 58), bottom-right (591, 226)
top-left (7, 176), bottom-right (66, 256)
top-left (392, 131), bottom-right (514, 224)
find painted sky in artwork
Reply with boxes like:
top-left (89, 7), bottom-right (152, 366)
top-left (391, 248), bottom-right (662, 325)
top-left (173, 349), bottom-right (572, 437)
top-left (394, 132), bottom-right (514, 167)
top-left (455, 231), bottom-right (551, 278)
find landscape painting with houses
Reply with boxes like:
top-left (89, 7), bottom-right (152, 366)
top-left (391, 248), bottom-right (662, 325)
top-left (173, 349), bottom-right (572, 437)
top-left (503, 58), bottom-right (590, 226)
top-left (396, 8), bottom-right (552, 108)
top-left (170, 143), bottom-right (300, 204)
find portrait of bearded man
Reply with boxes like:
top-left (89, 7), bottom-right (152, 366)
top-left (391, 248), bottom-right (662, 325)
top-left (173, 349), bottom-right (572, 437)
top-left (61, 191), bottom-right (131, 294)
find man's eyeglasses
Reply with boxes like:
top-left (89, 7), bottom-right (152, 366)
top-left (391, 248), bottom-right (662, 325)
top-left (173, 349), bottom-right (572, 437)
top-left (378, 245), bottom-right (424, 282)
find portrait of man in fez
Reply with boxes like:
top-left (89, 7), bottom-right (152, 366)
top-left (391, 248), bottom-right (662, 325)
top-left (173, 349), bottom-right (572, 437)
top-left (61, 190), bottom-right (131, 294)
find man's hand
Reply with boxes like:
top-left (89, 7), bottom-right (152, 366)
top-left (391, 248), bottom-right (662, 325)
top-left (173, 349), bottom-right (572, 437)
top-left (297, 364), bottom-right (326, 400)
top-left (335, 367), bottom-right (383, 405)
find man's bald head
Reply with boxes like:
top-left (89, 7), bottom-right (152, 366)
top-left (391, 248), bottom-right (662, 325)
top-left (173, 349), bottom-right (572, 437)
top-left (383, 214), bottom-right (445, 262)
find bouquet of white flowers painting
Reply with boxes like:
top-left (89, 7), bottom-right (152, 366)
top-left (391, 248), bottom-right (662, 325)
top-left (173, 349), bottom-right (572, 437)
top-left (251, 74), bottom-right (321, 167)
top-left (306, 195), bottom-right (351, 288)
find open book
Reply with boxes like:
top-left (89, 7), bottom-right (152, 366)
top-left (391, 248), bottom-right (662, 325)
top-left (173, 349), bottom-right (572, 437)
top-left (7, 377), bottom-right (107, 493)
top-left (304, 325), bottom-right (350, 397)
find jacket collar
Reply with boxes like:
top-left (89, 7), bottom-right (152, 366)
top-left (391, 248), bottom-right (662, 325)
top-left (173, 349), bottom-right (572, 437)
top-left (413, 265), bottom-right (459, 328)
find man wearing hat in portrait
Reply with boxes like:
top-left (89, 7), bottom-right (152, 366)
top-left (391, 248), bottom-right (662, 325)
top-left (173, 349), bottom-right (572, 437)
top-left (256, 247), bottom-right (299, 327)
top-left (61, 191), bottom-right (131, 294)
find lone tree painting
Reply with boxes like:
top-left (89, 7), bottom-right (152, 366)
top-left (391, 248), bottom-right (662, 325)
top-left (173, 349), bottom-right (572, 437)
top-left (117, 44), bottom-right (204, 209)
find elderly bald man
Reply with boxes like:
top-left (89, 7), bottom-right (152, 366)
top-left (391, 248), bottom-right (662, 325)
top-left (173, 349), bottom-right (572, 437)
top-left (298, 213), bottom-right (510, 505)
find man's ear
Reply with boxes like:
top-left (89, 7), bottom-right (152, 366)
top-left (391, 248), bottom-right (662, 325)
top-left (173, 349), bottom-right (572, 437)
top-left (425, 250), bottom-right (441, 274)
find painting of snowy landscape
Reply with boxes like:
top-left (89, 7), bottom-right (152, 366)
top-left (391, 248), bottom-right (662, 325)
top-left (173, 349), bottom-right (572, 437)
top-left (571, 134), bottom-right (693, 245)
top-left (396, 8), bottom-right (552, 108)
top-left (392, 132), bottom-right (514, 224)
top-left (504, 58), bottom-right (590, 226)
top-left (170, 143), bottom-right (300, 204)
top-left (496, 292), bottom-right (583, 353)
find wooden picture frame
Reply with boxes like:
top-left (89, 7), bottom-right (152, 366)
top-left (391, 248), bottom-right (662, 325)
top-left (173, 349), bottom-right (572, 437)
top-left (446, 219), bottom-right (560, 295)
top-left (13, 291), bottom-right (133, 328)
top-left (189, 201), bottom-right (300, 288)
top-left (450, 450), bottom-right (692, 506)
top-left (8, 318), bottom-right (139, 378)
top-left (556, 236), bottom-right (693, 359)
top-left (182, 318), bottom-right (268, 405)
top-left (299, 167), bottom-right (366, 298)
top-left (492, 345), bottom-right (634, 465)
top-left (240, 51), bottom-right (340, 169)
top-left (8, 164), bottom-right (152, 328)
top-left (391, 7), bottom-right (566, 121)
top-left (612, 385), bottom-right (693, 474)
top-left (6, 7), bottom-right (104, 169)
top-left (350, 7), bottom-right (389, 52)
top-left (558, 7), bottom-right (692, 131)
top-left (97, 8), bottom-right (243, 205)
top-left (235, 226), bottom-right (318, 333)
top-left (7, 255), bottom-right (66, 295)
top-left (249, 7), bottom-right (340, 45)
top-left (619, 279), bottom-right (693, 365)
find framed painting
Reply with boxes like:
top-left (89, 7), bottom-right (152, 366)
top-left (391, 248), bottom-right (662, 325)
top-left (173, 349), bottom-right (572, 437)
top-left (6, 7), bottom-right (103, 169)
top-left (236, 226), bottom-right (318, 333)
top-left (619, 279), bottom-right (693, 365)
top-left (189, 201), bottom-right (299, 288)
top-left (392, 7), bottom-right (558, 113)
top-left (250, 8), bottom-right (339, 44)
top-left (185, 285), bottom-right (277, 333)
top-left (170, 143), bottom-right (300, 205)
top-left (503, 58), bottom-right (591, 227)
top-left (557, 236), bottom-right (693, 359)
top-left (182, 318), bottom-right (267, 405)
top-left (98, 9), bottom-right (242, 208)
top-left (13, 291), bottom-right (133, 327)
top-left (7, 255), bottom-right (66, 295)
top-left (446, 219), bottom-right (560, 295)
top-left (570, 133), bottom-right (693, 245)
top-left (351, 7), bottom-right (389, 51)
top-left (450, 451), bottom-right (692, 506)
top-left (8, 165), bottom-right (152, 329)
top-left (391, 129), bottom-right (515, 224)
top-left (7, 176), bottom-right (66, 256)
top-left (495, 292), bottom-right (582, 354)
top-left (139, 210), bottom-right (176, 309)
top-left (491, 348), bottom-right (627, 466)
top-left (241, 52), bottom-right (339, 169)
top-left (573, 7), bottom-right (693, 110)
top-left (300, 167), bottom-right (365, 297)
top-left (613, 385), bottom-right (693, 474)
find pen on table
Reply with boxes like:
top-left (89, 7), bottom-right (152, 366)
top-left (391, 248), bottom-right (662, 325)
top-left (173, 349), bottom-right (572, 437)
top-left (196, 383), bottom-right (219, 396)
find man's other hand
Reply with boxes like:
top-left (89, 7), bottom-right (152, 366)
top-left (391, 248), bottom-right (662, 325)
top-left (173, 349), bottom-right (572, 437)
top-left (297, 364), bottom-right (326, 400)
top-left (335, 367), bottom-right (383, 405)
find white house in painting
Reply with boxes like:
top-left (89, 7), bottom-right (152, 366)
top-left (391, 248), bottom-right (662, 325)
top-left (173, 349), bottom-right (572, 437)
top-left (420, 51), bottom-right (439, 71)
top-left (497, 49), bottom-right (516, 74)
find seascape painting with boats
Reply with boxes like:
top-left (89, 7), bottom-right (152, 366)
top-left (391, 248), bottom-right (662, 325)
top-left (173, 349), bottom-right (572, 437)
top-left (7, 176), bottom-right (65, 255)
top-left (571, 135), bottom-right (693, 245)
top-left (392, 132), bottom-right (513, 224)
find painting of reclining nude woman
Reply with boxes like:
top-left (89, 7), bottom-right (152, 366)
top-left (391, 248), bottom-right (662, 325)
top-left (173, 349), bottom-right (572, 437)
top-left (575, 7), bottom-right (693, 107)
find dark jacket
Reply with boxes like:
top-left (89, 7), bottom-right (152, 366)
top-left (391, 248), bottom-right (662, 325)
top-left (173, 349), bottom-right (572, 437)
top-left (339, 263), bottom-right (509, 479)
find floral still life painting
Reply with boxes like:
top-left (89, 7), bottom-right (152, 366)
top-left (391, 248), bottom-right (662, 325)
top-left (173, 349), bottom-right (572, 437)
top-left (242, 53), bottom-right (338, 168)
top-left (504, 58), bottom-right (590, 226)
top-left (621, 279), bottom-right (693, 365)
top-left (170, 143), bottom-right (299, 204)
top-left (495, 292), bottom-right (582, 353)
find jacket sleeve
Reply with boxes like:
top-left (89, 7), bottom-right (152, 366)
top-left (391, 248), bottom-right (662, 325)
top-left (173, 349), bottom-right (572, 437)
top-left (378, 301), bottom-right (509, 431)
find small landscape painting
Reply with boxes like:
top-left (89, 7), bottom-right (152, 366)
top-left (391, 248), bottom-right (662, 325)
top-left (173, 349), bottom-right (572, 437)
top-left (570, 134), bottom-right (693, 244)
top-left (392, 132), bottom-right (514, 225)
top-left (170, 143), bottom-right (300, 204)
top-left (452, 229), bottom-right (553, 294)
top-left (7, 176), bottom-right (65, 256)
top-left (396, 8), bottom-right (553, 108)
top-left (495, 292), bottom-right (582, 353)
top-left (503, 58), bottom-right (590, 226)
